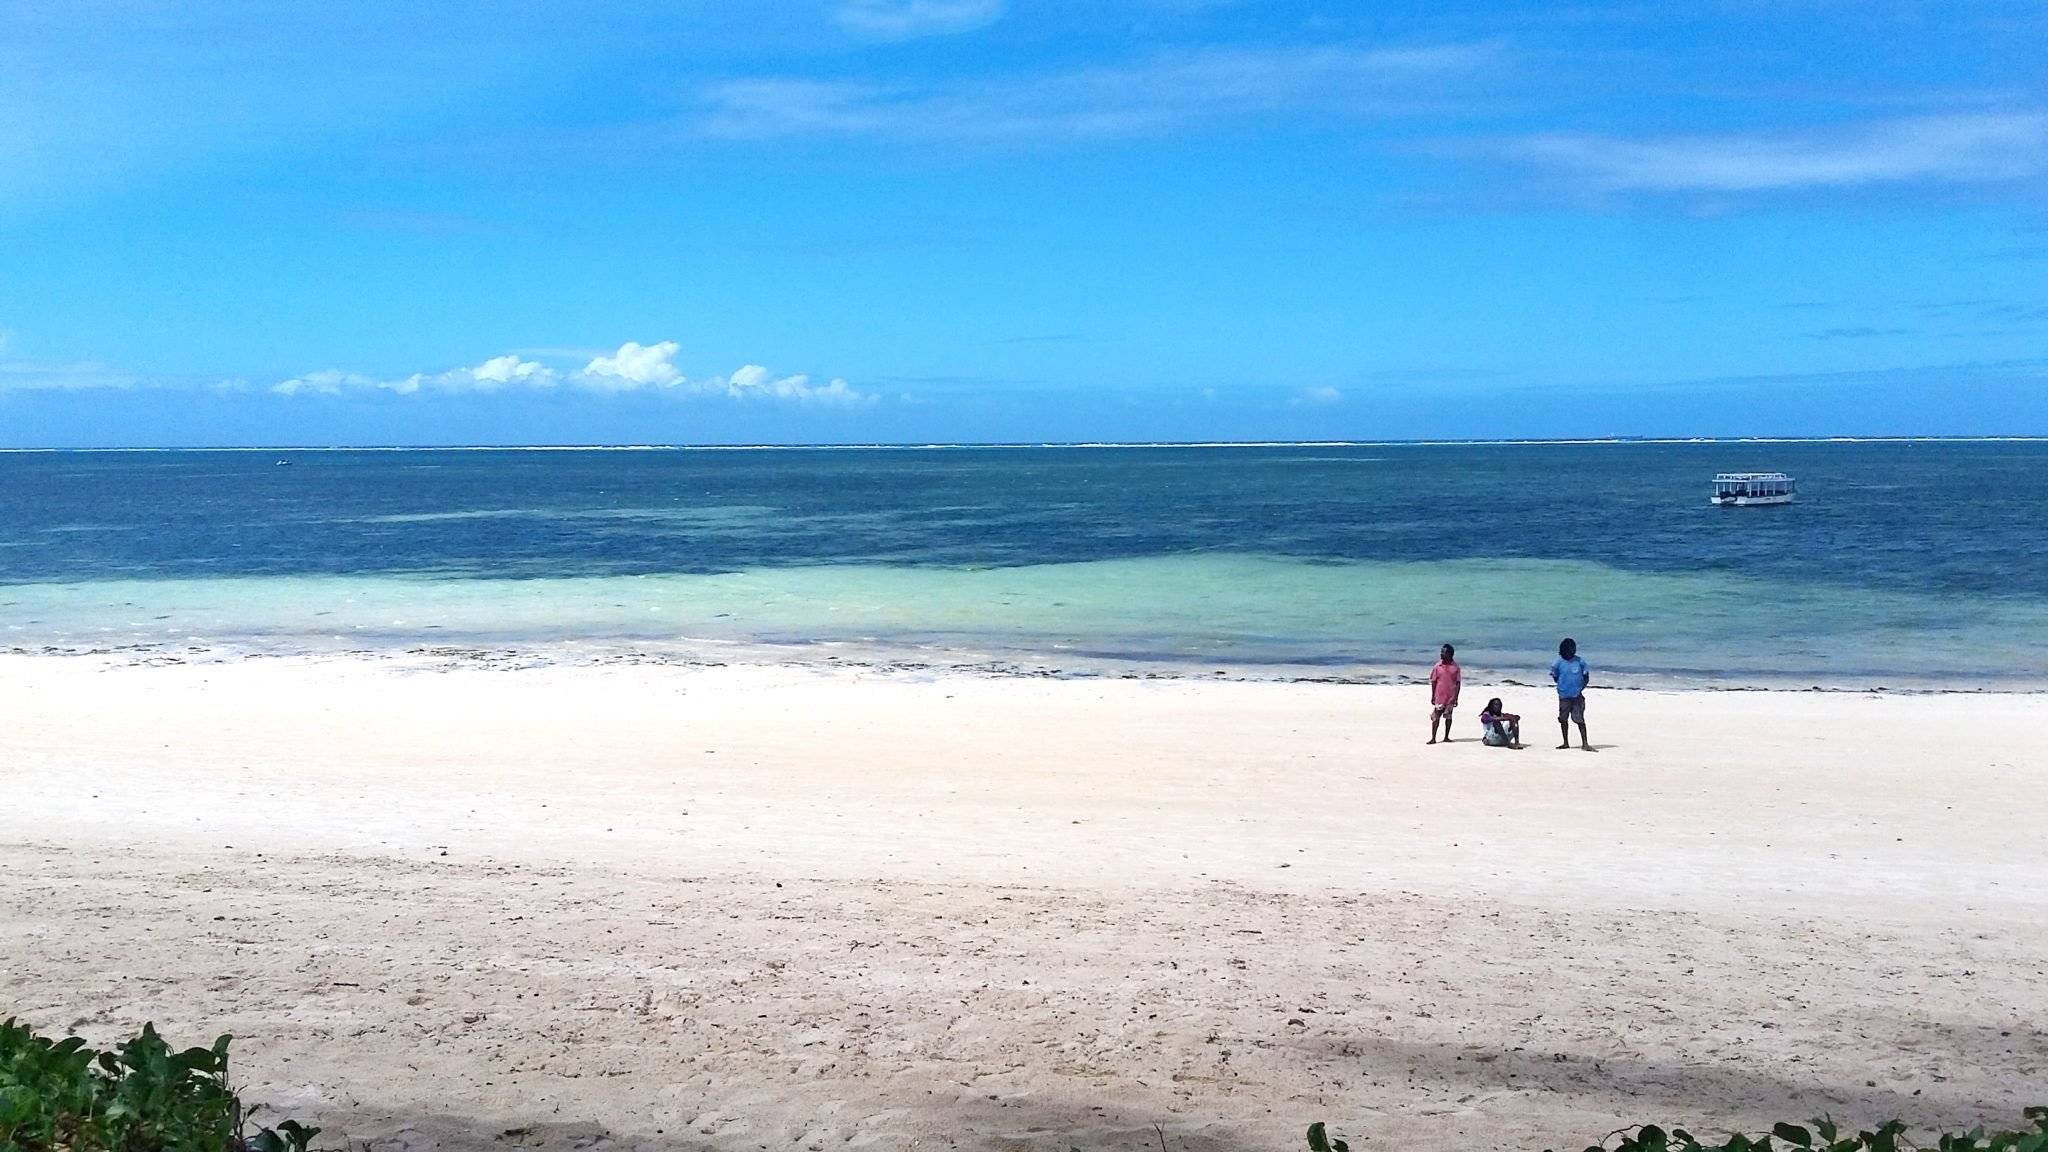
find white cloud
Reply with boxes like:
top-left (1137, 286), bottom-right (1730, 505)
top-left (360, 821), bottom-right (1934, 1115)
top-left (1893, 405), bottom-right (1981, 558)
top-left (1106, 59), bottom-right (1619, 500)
top-left (272, 369), bottom-right (376, 396)
top-left (1295, 385), bottom-right (1344, 405)
top-left (272, 355), bottom-right (559, 395)
top-left (260, 341), bottom-right (871, 406)
top-left (698, 41), bottom-right (1500, 142)
top-left (1499, 112), bottom-right (2048, 194)
top-left (717, 364), bottom-right (875, 406)
top-left (4, 334), bottom-right (870, 406)
top-left (580, 340), bottom-right (683, 389)
top-left (834, 0), bottom-right (1003, 41)
top-left (471, 354), bottom-right (553, 384)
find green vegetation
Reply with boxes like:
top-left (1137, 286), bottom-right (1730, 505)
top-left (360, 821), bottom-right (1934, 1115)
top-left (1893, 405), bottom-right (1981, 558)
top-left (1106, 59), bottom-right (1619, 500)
top-left (1307, 1121), bottom-right (1351, 1151)
top-left (0, 1019), bottom-right (317, 1152)
top-left (10, 1017), bottom-right (2044, 1152)
top-left (1572, 1113), bottom-right (2048, 1152)
top-left (1310, 1110), bottom-right (2048, 1152)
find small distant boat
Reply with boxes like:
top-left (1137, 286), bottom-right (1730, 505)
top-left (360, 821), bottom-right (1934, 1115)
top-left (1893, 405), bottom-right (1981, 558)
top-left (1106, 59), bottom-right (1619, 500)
top-left (1711, 472), bottom-right (1794, 506)
top-left (274, 459), bottom-right (292, 466)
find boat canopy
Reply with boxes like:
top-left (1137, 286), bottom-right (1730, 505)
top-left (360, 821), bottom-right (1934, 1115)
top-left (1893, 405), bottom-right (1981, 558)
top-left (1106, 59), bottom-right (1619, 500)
top-left (1713, 472), bottom-right (1795, 497)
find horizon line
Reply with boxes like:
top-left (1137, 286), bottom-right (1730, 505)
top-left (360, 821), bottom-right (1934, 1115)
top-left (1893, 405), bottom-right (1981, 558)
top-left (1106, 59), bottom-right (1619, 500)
top-left (5, 435), bottom-right (2048, 453)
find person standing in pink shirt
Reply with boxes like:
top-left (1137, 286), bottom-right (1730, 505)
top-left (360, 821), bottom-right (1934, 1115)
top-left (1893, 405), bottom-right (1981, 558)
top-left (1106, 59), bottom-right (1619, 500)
top-left (1427, 643), bottom-right (1462, 745)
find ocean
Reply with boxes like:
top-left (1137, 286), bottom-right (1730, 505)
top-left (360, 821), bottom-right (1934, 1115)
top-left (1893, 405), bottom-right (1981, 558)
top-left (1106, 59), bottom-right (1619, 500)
top-left (4, 441), bottom-right (2046, 688)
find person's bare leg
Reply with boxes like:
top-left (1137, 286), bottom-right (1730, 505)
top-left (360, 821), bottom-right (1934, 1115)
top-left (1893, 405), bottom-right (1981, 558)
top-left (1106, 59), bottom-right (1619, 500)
top-left (1442, 713), bottom-right (1453, 743)
top-left (1557, 715), bottom-right (1570, 749)
top-left (1577, 719), bottom-right (1594, 750)
top-left (1428, 711), bottom-right (1440, 744)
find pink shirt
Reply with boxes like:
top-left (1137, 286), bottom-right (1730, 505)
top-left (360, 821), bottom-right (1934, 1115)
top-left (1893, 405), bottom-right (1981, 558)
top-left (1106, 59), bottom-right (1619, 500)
top-left (1430, 661), bottom-right (1461, 707)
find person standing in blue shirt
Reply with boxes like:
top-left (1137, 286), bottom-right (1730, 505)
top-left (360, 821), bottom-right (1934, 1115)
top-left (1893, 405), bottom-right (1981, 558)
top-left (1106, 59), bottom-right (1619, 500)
top-left (1550, 638), bottom-right (1594, 751)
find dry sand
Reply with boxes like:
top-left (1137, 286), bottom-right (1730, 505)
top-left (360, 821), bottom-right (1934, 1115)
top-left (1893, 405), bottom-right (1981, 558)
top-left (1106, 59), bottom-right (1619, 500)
top-left (2, 654), bottom-right (2044, 1152)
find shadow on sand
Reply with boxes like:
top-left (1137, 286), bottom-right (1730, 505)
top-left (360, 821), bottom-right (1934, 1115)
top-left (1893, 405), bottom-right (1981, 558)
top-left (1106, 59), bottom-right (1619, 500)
top-left (321, 1100), bottom-right (1259, 1152)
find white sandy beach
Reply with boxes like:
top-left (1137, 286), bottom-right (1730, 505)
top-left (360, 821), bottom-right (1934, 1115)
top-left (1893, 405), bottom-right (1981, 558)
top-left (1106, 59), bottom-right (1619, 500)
top-left (2, 654), bottom-right (2044, 1152)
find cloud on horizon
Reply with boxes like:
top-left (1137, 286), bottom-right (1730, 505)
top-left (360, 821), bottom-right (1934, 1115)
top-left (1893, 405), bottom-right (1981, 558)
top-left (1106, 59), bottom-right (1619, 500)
top-left (271, 341), bottom-right (875, 406)
top-left (0, 340), bottom-right (872, 408)
top-left (264, 338), bottom-right (872, 405)
top-left (580, 341), bottom-right (683, 390)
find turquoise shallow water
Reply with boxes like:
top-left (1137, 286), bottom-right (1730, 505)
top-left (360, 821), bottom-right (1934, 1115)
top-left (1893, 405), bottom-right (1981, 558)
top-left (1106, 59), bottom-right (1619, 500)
top-left (6, 552), bottom-right (2047, 688)
top-left (4, 443), bottom-right (2047, 686)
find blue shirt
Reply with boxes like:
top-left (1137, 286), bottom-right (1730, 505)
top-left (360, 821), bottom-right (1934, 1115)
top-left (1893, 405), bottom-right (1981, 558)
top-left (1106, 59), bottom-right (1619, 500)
top-left (1551, 656), bottom-right (1589, 697)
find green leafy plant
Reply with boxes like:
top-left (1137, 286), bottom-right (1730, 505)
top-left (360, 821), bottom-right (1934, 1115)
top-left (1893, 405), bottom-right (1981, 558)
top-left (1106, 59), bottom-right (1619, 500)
top-left (1304, 1110), bottom-right (2048, 1152)
top-left (1307, 1120), bottom-right (1352, 1152)
top-left (0, 1018), bottom-right (321, 1152)
top-left (1569, 1111), bottom-right (2048, 1152)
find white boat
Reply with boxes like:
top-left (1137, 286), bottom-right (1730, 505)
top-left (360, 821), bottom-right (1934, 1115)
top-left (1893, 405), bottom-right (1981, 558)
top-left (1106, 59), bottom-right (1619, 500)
top-left (1711, 472), bottom-right (1795, 506)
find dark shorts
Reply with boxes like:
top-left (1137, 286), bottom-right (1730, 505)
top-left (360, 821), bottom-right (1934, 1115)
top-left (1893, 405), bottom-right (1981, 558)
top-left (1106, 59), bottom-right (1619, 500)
top-left (1558, 695), bottom-right (1586, 722)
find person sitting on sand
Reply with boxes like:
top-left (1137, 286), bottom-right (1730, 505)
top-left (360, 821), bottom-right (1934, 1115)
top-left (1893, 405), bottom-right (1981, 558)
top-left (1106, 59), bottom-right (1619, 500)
top-left (1550, 637), bottom-right (1593, 751)
top-left (1427, 643), bottom-right (1461, 745)
top-left (1477, 698), bottom-right (1522, 748)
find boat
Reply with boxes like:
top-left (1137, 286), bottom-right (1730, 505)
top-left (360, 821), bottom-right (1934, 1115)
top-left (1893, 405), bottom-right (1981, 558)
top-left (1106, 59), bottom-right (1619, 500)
top-left (1711, 472), bottom-right (1794, 506)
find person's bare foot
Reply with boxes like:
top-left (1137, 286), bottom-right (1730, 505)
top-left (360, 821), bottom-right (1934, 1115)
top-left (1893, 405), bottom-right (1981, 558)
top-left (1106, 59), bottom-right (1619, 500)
top-left (1581, 744), bottom-right (1598, 752)
top-left (1556, 743), bottom-right (1570, 749)
top-left (1426, 738), bottom-right (1437, 745)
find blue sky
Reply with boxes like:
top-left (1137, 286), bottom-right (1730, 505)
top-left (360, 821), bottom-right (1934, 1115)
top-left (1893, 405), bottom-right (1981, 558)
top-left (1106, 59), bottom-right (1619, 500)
top-left (1, 0), bottom-right (2044, 446)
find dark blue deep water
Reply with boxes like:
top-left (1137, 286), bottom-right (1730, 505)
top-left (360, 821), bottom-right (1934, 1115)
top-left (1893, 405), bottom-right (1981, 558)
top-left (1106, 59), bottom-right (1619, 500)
top-left (5, 441), bottom-right (2045, 593)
